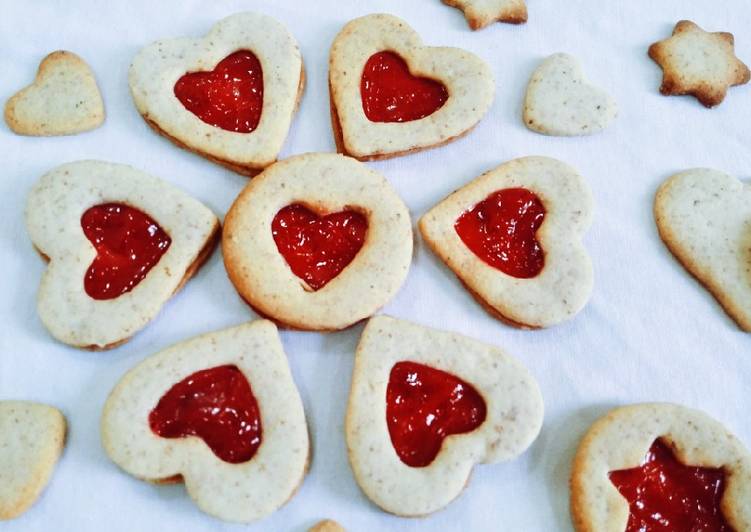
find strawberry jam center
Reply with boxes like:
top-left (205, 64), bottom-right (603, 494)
top-left (81, 203), bottom-right (171, 300)
top-left (149, 365), bottom-right (262, 464)
top-left (386, 361), bottom-right (486, 468)
top-left (454, 188), bottom-right (546, 279)
top-left (361, 51), bottom-right (448, 123)
top-left (174, 50), bottom-right (263, 133)
top-left (271, 204), bottom-right (367, 291)
top-left (609, 439), bottom-right (732, 532)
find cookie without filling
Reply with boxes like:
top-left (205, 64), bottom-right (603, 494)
top-left (442, 0), bottom-right (527, 30)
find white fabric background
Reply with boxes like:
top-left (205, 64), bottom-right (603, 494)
top-left (1, 1), bottom-right (749, 531)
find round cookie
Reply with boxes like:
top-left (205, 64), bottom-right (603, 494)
top-left (571, 403), bottom-right (751, 531)
top-left (25, 160), bottom-right (219, 349)
top-left (101, 320), bottom-right (309, 523)
top-left (222, 153), bottom-right (413, 331)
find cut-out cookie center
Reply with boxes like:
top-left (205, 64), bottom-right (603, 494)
top-left (271, 203), bottom-right (367, 291)
top-left (454, 188), bottom-right (545, 279)
top-left (174, 50), bottom-right (264, 133)
top-left (81, 203), bottom-right (171, 300)
top-left (609, 439), bottom-right (731, 531)
top-left (360, 51), bottom-right (448, 123)
top-left (149, 365), bottom-right (262, 464)
top-left (386, 361), bottom-right (486, 467)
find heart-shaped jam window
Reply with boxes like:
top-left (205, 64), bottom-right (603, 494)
top-left (174, 50), bottom-right (264, 133)
top-left (149, 365), bottom-right (262, 464)
top-left (81, 203), bottom-right (171, 300)
top-left (386, 361), bottom-right (486, 468)
top-left (454, 188), bottom-right (546, 279)
top-left (609, 439), bottom-right (731, 531)
top-left (361, 51), bottom-right (448, 123)
top-left (271, 203), bottom-right (367, 291)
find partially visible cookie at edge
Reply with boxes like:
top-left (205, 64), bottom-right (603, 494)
top-left (442, 0), bottom-right (527, 29)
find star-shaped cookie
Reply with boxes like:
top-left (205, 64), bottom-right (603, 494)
top-left (442, 0), bottom-right (527, 30)
top-left (648, 20), bottom-right (750, 107)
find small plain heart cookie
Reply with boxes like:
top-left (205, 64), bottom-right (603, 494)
top-left (329, 14), bottom-right (494, 161)
top-left (129, 12), bottom-right (304, 176)
top-left (4, 51), bottom-right (104, 136)
top-left (26, 160), bottom-right (219, 349)
top-left (223, 153), bottom-right (413, 331)
top-left (420, 156), bottom-right (594, 328)
top-left (101, 320), bottom-right (309, 523)
top-left (523, 53), bottom-right (617, 136)
top-left (571, 403), bottom-right (751, 532)
top-left (654, 168), bottom-right (751, 331)
top-left (346, 316), bottom-right (543, 516)
top-left (0, 401), bottom-right (66, 520)
top-left (442, 0), bottom-right (527, 30)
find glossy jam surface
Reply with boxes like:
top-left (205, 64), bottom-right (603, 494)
top-left (174, 50), bottom-right (263, 133)
top-left (271, 204), bottom-right (367, 291)
top-left (81, 203), bottom-right (171, 300)
top-left (454, 188), bottom-right (546, 279)
top-left (609, 439), bottom-right (732, 532)
top-left (361, 51), bottom-right (448, 123)
top-left (386, 361), bottom-right (486, 468)
top-left (149, 365), bottom-right (262, 464)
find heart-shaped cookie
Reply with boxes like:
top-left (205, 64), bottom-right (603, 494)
top-left (442, 0), bottom-right (528, 30)
top-left (0, 401), bottom-right (66, 521)
top-left (523, 53), bottom-right (617, 136)
top-left (4, 50), bottom-right (104, 136)
top-left (329, 14), bottom-right (494, 161)
top-left (654, 168), bottom-right (751, 331)
top-left (101, 320), bottom-right (309, 523)
top-left (129, 12), bottom-right (304, 176)
top-left (346, 316), bottom-right (543, 516)
top-left (223, 153), bottom-right (412, 331)
top-left (25, 161), bottom-right (219, 349)
top-left (420, 156), bottom-right (594, 328)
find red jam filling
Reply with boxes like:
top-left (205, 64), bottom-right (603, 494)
top-left (386, 361), bottom-right (486, 468)
top-left (271, 204), bottom-right (367, 291)
top-left (149, 365), bottom-right (262, 464)
top-left (174, 50), bottom-right (263, 133)
top-left (609, 439), bottom-right (732, 532)
top-left (81, 203), bottom-right (171, 300)
top-left (361, 51), bottom-right (448, 123)
top-left (454, 188), bottom-right (546, 279)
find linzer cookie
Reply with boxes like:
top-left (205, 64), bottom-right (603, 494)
top-left (420, 156), bottom-right (594, 328)
top-left (655, 168), bottom-right (751, 331)
top-left (101, 320), bottom-right (309, 523)
top-left (4, 50), bottom-right (104, 136)
top-left (329, 14), bottom-right (494, 161)
top-left (0, 401), bottom-right (66, 520)
top-left (442, 0), bottom-right (527, 30)
top-left (571, 403), bottom-right (751, 531)
top-left (222, 153), bottom-right (412, 331)
top-left (649, 20), bottom-right (750, 108)
top-left (524, 53), bottom-right (617, 136)
top-left (129, 12), bottom-right (304, 176)
top-left (25, 160), bottom-right (219, 349)
top-left (346, 316), bottom-right (543, 516)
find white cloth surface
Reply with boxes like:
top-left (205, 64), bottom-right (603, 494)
top-left (0, 1), bottom-right (749, 531)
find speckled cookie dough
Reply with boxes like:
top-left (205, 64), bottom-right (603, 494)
top-left (0, 401), bottom-right (66, 521)
top-left (420, 156), bottom-right (594, 328)
top-left (25, 160), bottom-right (219, 349)
top-left (570, 403), bottom-right (751, 532)
top-left (222, 153), bottom-right (413, 331)
top-left (655, 168), bottom-right (751, 331)
top-left (329, 14), bottom-right (494, 161)
top-left (101, 320), bottom-right (309, 523)
top-left (442, 0), bottom-right (527, 29)
top-left (523, 53), bottom-right (617, 136)
top-left (346, 316), bottom-right (543, 517)
top-left (4, 51), bottom-right (104, 136)
top-left (129, 12), bottom-right (304, 176)
top-left (309, 519), bottom-right (345, 532)
top-left (648, 20), bottom-right (750, 108)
